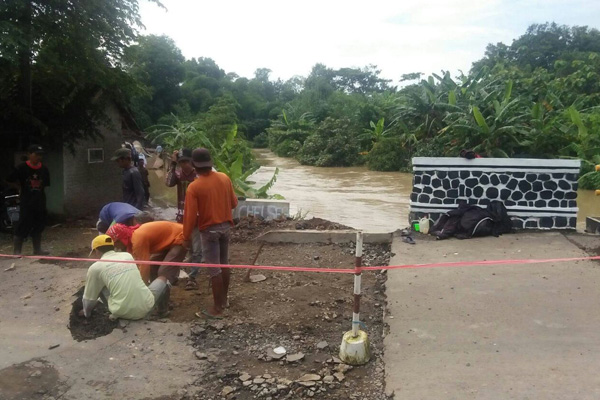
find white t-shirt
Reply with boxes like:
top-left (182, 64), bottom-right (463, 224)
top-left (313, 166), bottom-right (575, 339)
top-left (83, 251), bottom-right (154, 320)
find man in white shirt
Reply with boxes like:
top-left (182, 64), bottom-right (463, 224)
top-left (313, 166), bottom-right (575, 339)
top-left (81, 235), bottom-right (170, 319)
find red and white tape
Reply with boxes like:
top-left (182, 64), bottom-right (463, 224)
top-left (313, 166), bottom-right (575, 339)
top-left (1, 253), bottom-right (599, 274)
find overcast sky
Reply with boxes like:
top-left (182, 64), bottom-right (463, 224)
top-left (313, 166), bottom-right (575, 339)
top-left (139, 0), bottom-right (600, 84)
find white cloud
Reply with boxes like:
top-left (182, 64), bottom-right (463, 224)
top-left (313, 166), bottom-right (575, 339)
top-left (138, 0), bottom-right (599, 83)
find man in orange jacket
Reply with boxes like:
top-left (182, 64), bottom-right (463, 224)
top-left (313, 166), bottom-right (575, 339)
top-left (107, 221), bottom-right (187, 316)
top-left (183, 148), bottom-right (238, 319)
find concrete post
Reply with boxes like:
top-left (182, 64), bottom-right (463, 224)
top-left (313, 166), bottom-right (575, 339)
top-left (339, 231), bottom-right (370, 365)
top-left (352, 232), bottom-right (363, 337)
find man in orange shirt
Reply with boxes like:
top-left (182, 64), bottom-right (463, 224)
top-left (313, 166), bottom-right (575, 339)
top-left (183, 148), bottom-right (238, 319)
top-left (107, 221), bottom-right (187, 316)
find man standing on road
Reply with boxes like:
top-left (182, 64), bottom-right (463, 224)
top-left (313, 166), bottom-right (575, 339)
top-left (7, 144), bottom-right (51, 255)
top-left (165, 148), bottom-right (201, 290)
top-left (112, 148), bottom-right (145, 210)
top-left (138, 158), bottom-right (151, 206)
top-left (183, 148), bottom-right (238, 319)
top-left (81, 235), bottom-right (170, 319)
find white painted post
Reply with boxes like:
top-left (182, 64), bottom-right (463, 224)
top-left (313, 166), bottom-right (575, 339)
top-left (352, 232), bottom-right (363, 338)
top-left (339, 230), bottom-right (370, 365)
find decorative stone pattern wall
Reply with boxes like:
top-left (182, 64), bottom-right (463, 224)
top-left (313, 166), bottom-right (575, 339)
top-left (409, 157), bottom-right (581, 230)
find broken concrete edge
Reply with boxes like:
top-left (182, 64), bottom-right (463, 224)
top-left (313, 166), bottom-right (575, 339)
top-left (585, 216), bottom-right (600, 234)
top-left (257, 230), bottom-right (393, 244)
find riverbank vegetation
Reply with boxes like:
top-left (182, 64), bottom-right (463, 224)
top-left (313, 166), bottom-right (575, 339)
top-left (2, 2), bottom-right (600, 187)
top-left (128, 23), bottom-right (600, 187)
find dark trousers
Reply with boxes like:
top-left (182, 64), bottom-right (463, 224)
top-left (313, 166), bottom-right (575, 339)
top-left (15, 205), bottom-right (46, 239)
top-left (148, 245), bottom-right (187, 284)
top-left (200, 222), bottom-right (231, 277)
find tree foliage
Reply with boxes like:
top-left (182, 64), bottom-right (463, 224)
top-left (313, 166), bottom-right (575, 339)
top-left (0, 0), bottom-right (159, 149)
top-left (5, 12), bottom-right (600, 194)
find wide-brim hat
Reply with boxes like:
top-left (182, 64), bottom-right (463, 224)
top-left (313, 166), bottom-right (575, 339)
top-left (192, 148), bottom-right (213, 168)
top-left (111, 148), bottom-right (132, 160)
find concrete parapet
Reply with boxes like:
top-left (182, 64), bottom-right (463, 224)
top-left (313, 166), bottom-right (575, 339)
top-left (234, 199), bottom-right (290, 220)
top-left (257, 230), bottom-right (393, 244)
top-left (410, 157), bottom-right (581, 230)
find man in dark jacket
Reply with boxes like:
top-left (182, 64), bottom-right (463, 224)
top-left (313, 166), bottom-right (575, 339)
top-left (112, 148), bottom-right (145, 210)
top-left (7, 144), bottom-right (51, 255)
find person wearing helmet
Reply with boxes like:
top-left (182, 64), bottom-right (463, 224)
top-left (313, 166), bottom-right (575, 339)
top-left (80, 235), bottom-right (170, 319)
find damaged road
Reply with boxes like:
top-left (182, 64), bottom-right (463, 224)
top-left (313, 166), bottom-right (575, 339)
top-left (0, 217), bottom-right (392, 399)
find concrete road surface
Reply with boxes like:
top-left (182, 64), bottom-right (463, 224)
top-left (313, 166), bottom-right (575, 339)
top-left (385, 231), bottom-right (600, 400)
top-left (0, 258), bottom-right (199, 400)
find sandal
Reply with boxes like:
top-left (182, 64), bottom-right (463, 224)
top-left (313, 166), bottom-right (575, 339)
top-left (195, 310), bottom-right (224, 320)
top-left (185, 278), bottom-right (198, 291)
top-left (402, 236), bottom-right (416, 245)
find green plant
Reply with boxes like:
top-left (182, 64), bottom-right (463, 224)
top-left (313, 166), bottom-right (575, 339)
top-left (148, 118), bottom-right (281, 199)
top-left (297, 117), bottom-right (363, 167)
top-left (367, 137), bottom-right (410, 171)
top-left (252, 132), bottom-right (269, 148)
top-left (292, 208), bottom-right (310, 220)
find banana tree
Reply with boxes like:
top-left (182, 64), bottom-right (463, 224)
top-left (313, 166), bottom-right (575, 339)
top-left (444, 81), bottom-right (529, 156)
top-left (148, 118), bottom-right (282, 199)
top-left (147, 117), bottom-right (213, 151)
top-left (392, 72), bottom-right (462, 142)
top-left (358, 117), bottom-right (392, 150)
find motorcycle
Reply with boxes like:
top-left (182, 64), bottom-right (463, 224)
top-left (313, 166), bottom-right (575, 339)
top-left (1, 189), bottom-right (19, 232)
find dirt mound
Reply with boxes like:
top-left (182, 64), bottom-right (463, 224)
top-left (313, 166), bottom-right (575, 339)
top-left (169, 241), bottom-right (392, 399)
top-left (232, 216), bottom-right (353, 242)
top-left (68, 287), bottom-right (118, 341)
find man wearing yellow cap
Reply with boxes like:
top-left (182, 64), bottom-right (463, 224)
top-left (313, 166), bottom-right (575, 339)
top-left (81, 235), bottom-right (170, 319)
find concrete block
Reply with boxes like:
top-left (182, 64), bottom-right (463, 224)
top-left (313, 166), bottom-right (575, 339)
top-left (233, 199), bottom-right (290, 220)
top-left (585, 216), bottom-right (600, 234)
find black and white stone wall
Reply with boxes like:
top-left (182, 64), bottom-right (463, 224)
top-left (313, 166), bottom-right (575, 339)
top-left (409, 157), bottom-right (581, 230)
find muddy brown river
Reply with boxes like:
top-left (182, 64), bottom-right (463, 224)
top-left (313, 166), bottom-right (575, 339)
top-left (149, 149), bottom-right (600, 232)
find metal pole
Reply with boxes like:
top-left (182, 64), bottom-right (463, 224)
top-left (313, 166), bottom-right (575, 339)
top-left (352, 231), bottom-right (363, 338)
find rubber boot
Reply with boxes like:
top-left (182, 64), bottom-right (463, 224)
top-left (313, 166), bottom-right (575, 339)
top-left (32, 234), bottom-right (49, 256)
top-left (209, 274), bottom-right (226, 316)
top-left (13, 236), bottom-right (23, 255)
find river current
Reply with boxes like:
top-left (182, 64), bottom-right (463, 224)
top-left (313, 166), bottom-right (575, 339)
top-left (148, 149), bottom-right (600, 232)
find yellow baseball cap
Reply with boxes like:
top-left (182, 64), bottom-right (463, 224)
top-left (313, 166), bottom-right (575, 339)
top-left (89, 235), bottom-right (114, 256)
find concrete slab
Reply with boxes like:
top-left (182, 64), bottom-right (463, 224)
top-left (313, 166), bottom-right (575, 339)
top-left (258, 229), bottom-right (393, 244)
top-left (384, 232), bottom-right (600, 400)
top-left (0, 258), bottom-right (200, 399)
top-left (234, 199), bottom-right (290, 220)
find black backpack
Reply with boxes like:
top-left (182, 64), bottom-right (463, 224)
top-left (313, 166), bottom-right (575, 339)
top-left (487, 201), bottom-right (513, 236)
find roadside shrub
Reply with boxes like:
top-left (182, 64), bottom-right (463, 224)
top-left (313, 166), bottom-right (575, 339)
top-left (579, 169), bottom-right (600, 190)
top-left (272, 139), bottom-right (302, 157)
top-left (252, 132), bottom-right (269, 148)
top-left (297, 117), bottom-right (362, 167)
top-left (367, 137), bottom-right (410, 171)
top-left (413, 135), bottom-right (447, 157)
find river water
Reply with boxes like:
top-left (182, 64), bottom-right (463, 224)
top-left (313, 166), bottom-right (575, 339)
top-left (149, 149), bottom-right (600, 232)
top-left (249, 150), bottom-right (414, 232)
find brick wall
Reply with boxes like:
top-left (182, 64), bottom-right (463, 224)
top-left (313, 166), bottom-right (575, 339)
top-left (62, 103), bottom-right (124, 218)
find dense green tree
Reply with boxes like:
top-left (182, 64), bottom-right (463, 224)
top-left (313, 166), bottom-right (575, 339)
top-left (0, 0), bottom-right (158, 149)
top-left (297, 117), bottom-right (363, 167)
top-left (124, 34), bottom-right (186, 128)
